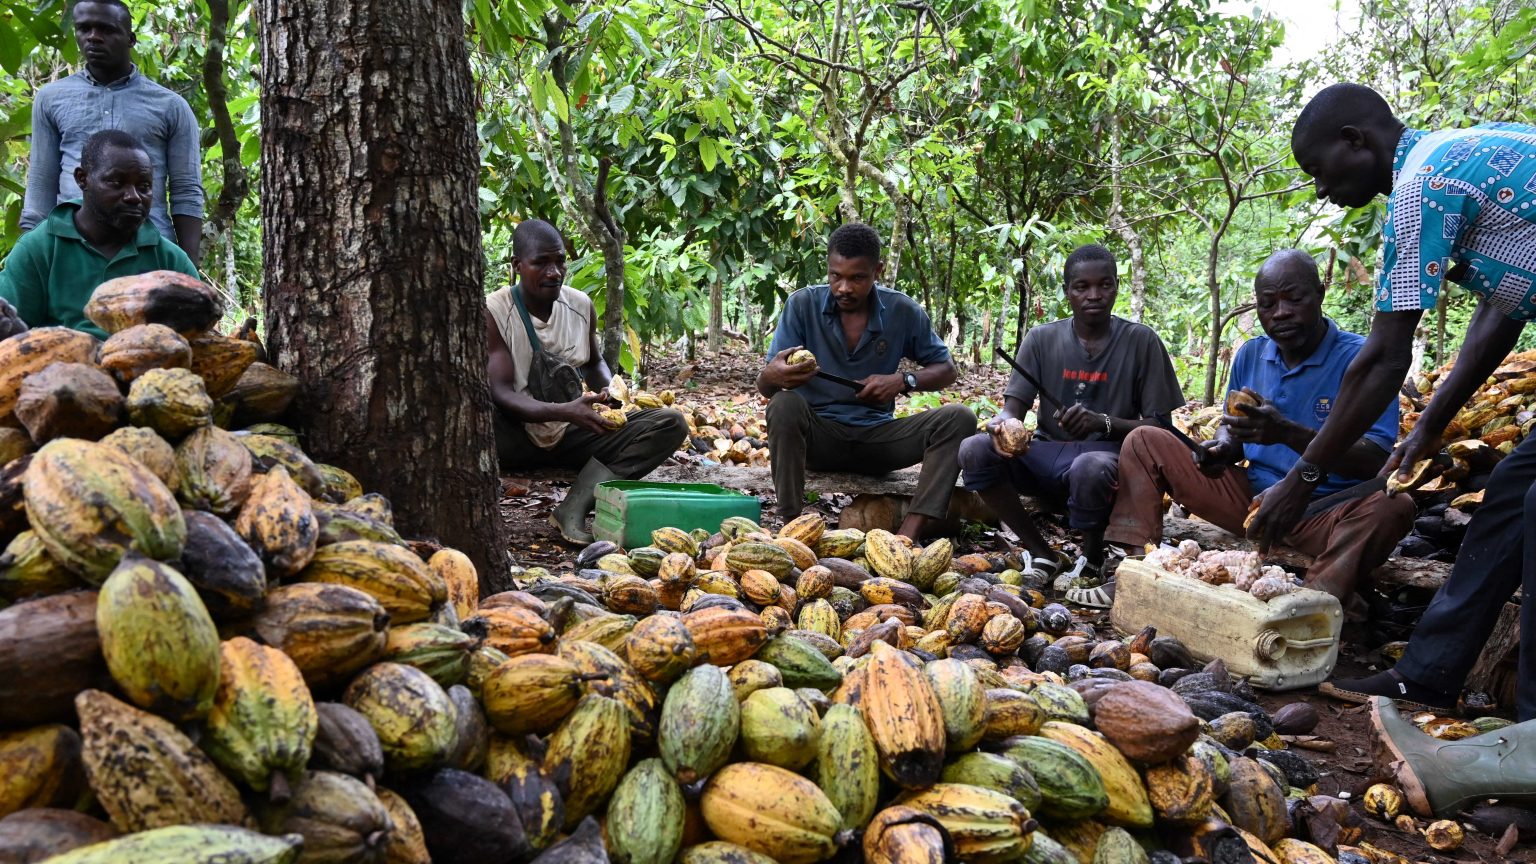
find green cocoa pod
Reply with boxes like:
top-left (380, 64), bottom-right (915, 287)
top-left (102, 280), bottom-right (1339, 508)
top-left (543, 694), bottom-right (630, 830)
top-left (752, 634), bottom-right (843, 691)
top-left (739, 686), bottom-right (821, 770)
top-left (605, 758), bottom-right (686, 864)
top-left (997, 735), bottom-right (1108, 821)
top-left (924, 658), bottom-right (987, 752)
top-left (814, 703), bottom-right (880, 832)
top-left (941, 751), bottom-right (1042, 813)
top-left (658, 665), bottom-right (739, 785)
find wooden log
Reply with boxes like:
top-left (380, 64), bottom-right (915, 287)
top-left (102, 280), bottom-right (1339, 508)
top-left (1466, 602), bottom-right (1521, 695)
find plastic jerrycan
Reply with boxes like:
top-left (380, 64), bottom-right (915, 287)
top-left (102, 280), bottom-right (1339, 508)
top-left (1109, 559), bottom-right (1343, 691)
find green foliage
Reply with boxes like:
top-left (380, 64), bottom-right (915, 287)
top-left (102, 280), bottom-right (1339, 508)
top-left (3, 0), bottom-right (1532, 389)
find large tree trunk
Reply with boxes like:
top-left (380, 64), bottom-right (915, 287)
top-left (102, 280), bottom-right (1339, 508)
top-left (258, 0), bottom-right (509, 592)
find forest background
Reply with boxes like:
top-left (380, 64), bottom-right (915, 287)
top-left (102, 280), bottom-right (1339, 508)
top-left (1, 0), bottom-right (1533, 408)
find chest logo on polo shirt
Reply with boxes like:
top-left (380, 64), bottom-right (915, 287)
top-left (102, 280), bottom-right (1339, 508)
top-left (875, 339), bottom-right (888, 358)
top-left (1314, 396), bottom-right (1332, 422)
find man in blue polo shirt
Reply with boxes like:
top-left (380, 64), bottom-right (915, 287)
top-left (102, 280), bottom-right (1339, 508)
top-left (757, 223), bottom-right (975, 540)
top-left (1101, 249), bottom-right (1414, 606)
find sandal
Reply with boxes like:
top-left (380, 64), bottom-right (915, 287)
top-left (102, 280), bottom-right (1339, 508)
top-left (1066, 580), bottom-right (1116, 609)
top-left (1053, 554), bottom-right (1102, 595)
top-left (1318, 670), bottom-right (1456, 714)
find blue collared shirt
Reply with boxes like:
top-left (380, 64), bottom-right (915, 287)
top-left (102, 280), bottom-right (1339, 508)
top-left (1228, 319), bottom-right (1399, 496)
top-left (766, 284), bottom-right (951, 426)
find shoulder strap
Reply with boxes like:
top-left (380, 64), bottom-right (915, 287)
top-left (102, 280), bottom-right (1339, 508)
top-left (510, 286), bottom-right (544, 354)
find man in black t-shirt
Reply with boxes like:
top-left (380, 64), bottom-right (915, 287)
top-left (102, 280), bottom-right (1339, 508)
top-left (959, 244), bottom-right (1184, 585)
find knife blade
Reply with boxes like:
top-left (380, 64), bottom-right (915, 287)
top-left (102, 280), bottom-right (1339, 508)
top-left (815, 369), bottom-right (863, 390)
top-left (1300, 476), bottom-right (1387, 519)
top-left (1164, 422), bottom-right (1206, 457)
top-left (992, 345), bottom-right (1065, 413)
top-left (1298, 451), bottom-right (1452, 519)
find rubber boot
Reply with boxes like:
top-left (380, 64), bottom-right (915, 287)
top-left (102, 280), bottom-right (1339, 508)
top-left (1370, 696), bottom-right (1536, 817)
top-left (551, 459), bottom-right (616, 544)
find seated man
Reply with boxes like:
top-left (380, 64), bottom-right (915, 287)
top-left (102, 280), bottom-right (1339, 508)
top-left (485, 219), bottom-right (687, 544)
top-left (1099, 249), bottom-right (1415, 607)
top-left (757, 223), bottom-right (974, 541)
top-left (0, 129), bottom-right (199, 340)
top-left (959, 244), bottom-right (1184, 584)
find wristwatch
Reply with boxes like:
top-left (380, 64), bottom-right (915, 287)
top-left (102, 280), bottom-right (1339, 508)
top-left (1294, 459), bottom-right (1324, 485)
top-left (903, 373), bottom-right (918, 393)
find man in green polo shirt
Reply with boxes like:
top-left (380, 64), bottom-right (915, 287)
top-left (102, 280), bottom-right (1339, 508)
top-left (0, 128), bottom-right (198, 340)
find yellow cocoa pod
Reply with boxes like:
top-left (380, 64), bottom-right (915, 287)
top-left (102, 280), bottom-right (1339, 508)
top-left (99, 426), bottom-right (178, 491)
top-left (543, 694), bottom-right (631, 829)
top-left (625, 614), bottom-right (697, 683)
top-left (861, 640), bottom-right (945, 788)
top-left (315, 463), bottom-right (365, 504)
top-left (343, 663), bottom-right (458, 773)
top-left (481, 653), bottom-right (592, 735)
top-left (202, 637), bottom-right (318, 797)
top-left (864, 529), bottom-right (914, 582)
top-left (1039, 721), bottom-right (1153, 828)
top-left (899, 783), bottom-right (1036, 863)
top-left (23, 438), bottom-right (185, 583)
top-left (236, 465), bottom-right (319, 578)
top-left (376, 786), bottom-right (430, 864)
top-left (429, 547), bottom-right (480, 623)
top-left (76, 688), bottom-right (253, 833)
top-left (187, 331), bottom-right (260, 398)
top-left (300, 540), bottom-right (444, 625)
top-left (252, 583), bottom-right (390, 688)
top-left (125, 367), bottom-right (213, 439)
top-left (779, 512), bottom-right (826, 548)
top-left (1145, 754), bottom-right (1215, 825)
top-left (0, 328), bottom-right (99, 427)
top-left (700, 762), bottom-right (842, 864)
top-left (96, 554), bottom-right (221, 721)
top-left (0, 723), bottom-right (85, 819)
top-left (0, 529), bottom-right (81, 601)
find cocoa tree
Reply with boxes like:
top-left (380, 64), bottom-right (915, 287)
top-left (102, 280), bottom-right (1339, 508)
top-left (257, 0), bottom-right (508, 590)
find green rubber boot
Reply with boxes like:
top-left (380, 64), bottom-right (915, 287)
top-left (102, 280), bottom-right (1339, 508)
top-left (551, 458), bottom-right (616, 544)
top-left (1370, 696), bottom-right (1536, 817)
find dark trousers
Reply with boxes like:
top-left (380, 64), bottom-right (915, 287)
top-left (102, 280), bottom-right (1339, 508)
top-left (493, 407), bottom-right (688, 479)
top-left (958, 433), bottom-right (1120, 531)
top-left (765, 390), bottom-right (976, 520)
top-left (1397, 432), bottom-right (1536, 721)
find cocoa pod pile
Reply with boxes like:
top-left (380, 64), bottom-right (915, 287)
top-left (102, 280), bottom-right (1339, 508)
top-left (0, 272), bottom-right (1501, 863)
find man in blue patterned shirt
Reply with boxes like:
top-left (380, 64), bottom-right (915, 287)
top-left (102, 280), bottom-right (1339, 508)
top-left (1248, 83), bottom-right (1536, 726)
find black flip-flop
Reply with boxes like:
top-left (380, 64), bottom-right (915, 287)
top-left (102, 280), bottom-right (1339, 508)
top-left (1318, 680), bottom-right (1452, 715)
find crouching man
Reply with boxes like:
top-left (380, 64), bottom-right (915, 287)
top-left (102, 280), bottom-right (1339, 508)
top-left (757, 223), bottom-right (974, 541)
top-left (485, 220), bottom-right (687, 543)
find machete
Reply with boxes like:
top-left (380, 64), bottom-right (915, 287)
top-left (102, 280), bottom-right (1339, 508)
top-left (814, 369), bottom-right (863, 389)
top-left (992, 345), bottom-right (1065, 413)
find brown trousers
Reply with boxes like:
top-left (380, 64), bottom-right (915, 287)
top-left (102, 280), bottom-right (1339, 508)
top-left (1105, 426), bottom-right (1416, 598)
top-left (765, 390), bottom-right (976, 520)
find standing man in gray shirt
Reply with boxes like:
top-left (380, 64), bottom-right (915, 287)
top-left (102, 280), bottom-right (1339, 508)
top-left (21, 0), bottom-right (204, 261)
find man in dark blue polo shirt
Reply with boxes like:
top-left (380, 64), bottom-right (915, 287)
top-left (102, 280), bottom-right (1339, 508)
top-left (757, 223), bottom-right (975, 540)
top-left (1102, 249), bottom-right (1414, 607)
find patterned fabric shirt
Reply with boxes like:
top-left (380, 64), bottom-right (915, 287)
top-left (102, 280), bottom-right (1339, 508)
top-left (1376, 123), bottom-right (1536, 320)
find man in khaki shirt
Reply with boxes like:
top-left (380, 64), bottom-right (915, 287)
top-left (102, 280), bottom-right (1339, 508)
top-left (485, 220), bottom-right (686, 543)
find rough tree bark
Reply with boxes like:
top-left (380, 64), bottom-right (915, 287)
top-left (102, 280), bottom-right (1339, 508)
top-left (258, 0), bottom-right (509, 592)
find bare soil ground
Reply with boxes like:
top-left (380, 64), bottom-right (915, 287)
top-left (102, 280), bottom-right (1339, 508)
top-left (497, 346), bottom-right (1532, 862)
